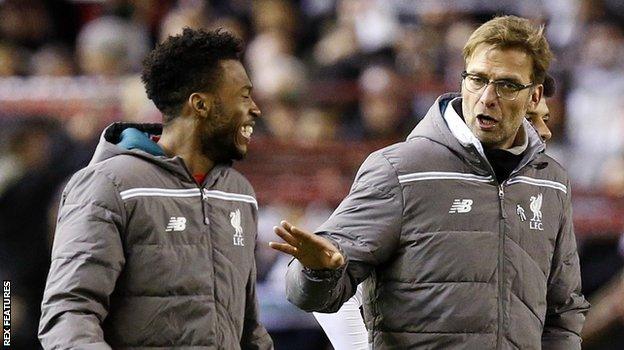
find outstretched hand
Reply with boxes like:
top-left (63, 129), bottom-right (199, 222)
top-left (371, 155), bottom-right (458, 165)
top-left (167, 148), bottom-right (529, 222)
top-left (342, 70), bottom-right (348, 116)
top-left (269, 220), bottom-right (345, 270)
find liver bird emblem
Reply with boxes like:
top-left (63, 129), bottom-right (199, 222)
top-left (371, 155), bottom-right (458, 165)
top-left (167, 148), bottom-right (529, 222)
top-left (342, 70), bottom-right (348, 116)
top-left (529, 193), bottom-right (543, 222)
top-left (230, 209), bottom-right (243, 236)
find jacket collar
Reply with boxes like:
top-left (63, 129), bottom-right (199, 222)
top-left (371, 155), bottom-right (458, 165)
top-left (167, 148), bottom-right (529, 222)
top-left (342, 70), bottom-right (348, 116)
top-left (90, 122), bottom-right (229, 183)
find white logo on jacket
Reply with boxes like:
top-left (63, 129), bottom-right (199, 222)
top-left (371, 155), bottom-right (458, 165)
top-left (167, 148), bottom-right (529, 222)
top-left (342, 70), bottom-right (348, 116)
top-left (166, 217), bottom-right (186, 232)
top-left (449, 199), bottom-right (473, 213)
top-left (529, 193), bottom-right (544, 231)
top-left (230, 209), bottom-right (245, 246)
top-left (516, 204), bottom-right (526, 221)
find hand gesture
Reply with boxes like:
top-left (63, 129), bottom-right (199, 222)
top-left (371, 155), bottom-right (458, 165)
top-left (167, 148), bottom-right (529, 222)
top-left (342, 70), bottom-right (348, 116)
top-left (269, 220), bottom-right (344, 270)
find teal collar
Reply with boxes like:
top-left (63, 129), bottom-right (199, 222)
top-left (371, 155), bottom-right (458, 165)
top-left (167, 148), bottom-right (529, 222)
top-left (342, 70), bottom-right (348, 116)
top-left (117, 127), bottom-right (165, 156)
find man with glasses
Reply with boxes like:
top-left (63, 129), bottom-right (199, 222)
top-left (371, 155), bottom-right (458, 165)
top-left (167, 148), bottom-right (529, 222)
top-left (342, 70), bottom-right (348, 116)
top-left (270, 15), bottom-right (589, 349)
top-left (310, 74), bottom-right (560, 350)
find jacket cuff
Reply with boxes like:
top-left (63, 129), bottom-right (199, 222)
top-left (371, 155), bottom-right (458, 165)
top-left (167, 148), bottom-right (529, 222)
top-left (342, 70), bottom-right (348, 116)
top-left (286, 244), bottom-right (348, 312)
top-left (301, 241), bottom-right (347, 282)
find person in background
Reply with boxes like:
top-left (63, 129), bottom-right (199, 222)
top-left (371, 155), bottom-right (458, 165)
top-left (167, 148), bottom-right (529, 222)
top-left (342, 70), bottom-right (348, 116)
top-left (526, 73), bottom-right (555, 142)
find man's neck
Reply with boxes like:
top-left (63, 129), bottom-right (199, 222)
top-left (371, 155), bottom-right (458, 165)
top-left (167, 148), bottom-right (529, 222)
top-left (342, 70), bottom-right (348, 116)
top-left (157, 119), bottom-right (214, 175)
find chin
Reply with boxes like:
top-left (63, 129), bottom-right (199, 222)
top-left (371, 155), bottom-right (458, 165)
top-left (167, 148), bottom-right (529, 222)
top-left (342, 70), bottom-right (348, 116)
top-left (475, 133), bottom-right (499, 147)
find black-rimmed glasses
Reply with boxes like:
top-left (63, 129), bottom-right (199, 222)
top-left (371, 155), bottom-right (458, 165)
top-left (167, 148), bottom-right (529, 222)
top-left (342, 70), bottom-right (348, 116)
top-left (461, 71), bottom-right (534, 101)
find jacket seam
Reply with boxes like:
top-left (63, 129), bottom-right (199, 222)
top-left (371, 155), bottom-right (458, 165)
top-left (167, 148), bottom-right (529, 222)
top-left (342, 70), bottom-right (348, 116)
top-left (116, 293), bottom-right (215, 297)
top-left (505, 238), bottom-right (548, 281)
top-left (377, 151), bottom-right (405, 249)
top-left (93, 167), bottom-right (128, 226)
top-left (509, 291), bottom-right (545, 328)
top-left (50, 256), bottom-right (123, 272)
top-left (378, 330), bottom-right (494, 335)
top-left (388, 280), bottom-right (491, 284)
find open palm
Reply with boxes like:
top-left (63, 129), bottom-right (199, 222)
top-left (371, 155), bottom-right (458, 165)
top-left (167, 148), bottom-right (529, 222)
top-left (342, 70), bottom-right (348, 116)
top-left (269, 220), bottom-right (344, 270)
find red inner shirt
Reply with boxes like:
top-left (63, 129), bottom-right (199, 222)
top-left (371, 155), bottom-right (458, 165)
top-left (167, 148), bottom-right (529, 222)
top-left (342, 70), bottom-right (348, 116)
top-left (193, 173), bottom-right (207, 185)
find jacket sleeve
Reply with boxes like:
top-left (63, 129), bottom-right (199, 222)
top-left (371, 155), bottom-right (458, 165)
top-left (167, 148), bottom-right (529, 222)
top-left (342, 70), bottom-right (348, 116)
top-left (541, 181), bottom-right (590, 349)
top-left (240, 208), bottom-right (274, 350)
top-left (286, 151), bottom-right (403, 313)
top-left (39, 168), bottom-right (126, 349)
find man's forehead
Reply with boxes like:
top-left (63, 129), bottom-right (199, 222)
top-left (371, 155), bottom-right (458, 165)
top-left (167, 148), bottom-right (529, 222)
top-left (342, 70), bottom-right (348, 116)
top-left (219, 59), bottom-right (252, 88)
top-left (466, 44), bottom-right (532, 81)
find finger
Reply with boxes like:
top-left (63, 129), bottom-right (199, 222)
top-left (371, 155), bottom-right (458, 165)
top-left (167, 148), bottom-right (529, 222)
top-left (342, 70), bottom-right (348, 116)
top-left (283, 222), bottom-right (315, 242)
top-left (328, 251), bottom-right (345, 268)
top-left (268, 241), bottom-right (298, 256)
top-left (280, 220), bottom-right (294, 232)
top-left (273, 225), bottom-right (300, 247)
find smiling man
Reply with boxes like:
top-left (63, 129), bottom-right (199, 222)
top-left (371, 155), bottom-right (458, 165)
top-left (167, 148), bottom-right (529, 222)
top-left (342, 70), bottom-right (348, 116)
top-left (271, 16), bottom-right (589, 349)
top-left (39, 28), bottom-right (273, 349)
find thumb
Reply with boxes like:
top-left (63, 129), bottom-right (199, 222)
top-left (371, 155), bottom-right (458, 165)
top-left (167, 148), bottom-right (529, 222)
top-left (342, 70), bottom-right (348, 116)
top-left (327, 251), bottom-right (345, 269)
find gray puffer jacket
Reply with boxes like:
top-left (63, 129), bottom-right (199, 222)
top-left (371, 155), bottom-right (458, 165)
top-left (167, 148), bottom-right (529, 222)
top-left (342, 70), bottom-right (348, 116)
top-left (39, 123), bottom-right (273, 349)
top-left (286, 94), bottom-right (589, 349)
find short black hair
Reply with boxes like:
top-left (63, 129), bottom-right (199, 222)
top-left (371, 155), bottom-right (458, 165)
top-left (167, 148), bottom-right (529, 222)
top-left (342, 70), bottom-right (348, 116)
top-left (141, 28), bottom-right (243, 121)
top-left (543, 74), bottom-right (556, 98)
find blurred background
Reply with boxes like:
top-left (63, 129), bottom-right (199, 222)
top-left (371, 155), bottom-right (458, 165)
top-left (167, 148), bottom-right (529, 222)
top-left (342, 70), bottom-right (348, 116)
top-left (1, 0), bottom-right (624, 349)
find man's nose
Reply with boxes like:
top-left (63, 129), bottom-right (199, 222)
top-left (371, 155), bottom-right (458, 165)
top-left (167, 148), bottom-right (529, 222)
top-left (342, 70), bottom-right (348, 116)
top-left (479, 83), bottom-right (498, 108)
top-left (250, 99), bottom-right (261, 118)
top-left (538, 122), bottom-right (552, 142)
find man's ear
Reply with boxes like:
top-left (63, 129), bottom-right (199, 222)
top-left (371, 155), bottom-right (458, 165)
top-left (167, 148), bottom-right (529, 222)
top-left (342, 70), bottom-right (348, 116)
top-left (529, 84), bottom-right (543, 111)
top-left (188, 92), bottom-right (214, 118)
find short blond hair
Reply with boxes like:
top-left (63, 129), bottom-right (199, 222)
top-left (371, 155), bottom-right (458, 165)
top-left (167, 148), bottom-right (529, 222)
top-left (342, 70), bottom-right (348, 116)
top-left (463, 15), bottom-right (553, 84)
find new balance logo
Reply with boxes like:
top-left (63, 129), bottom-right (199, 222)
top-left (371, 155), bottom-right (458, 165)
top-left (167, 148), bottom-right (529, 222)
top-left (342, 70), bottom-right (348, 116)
top-left (449, 199), bottom-right (473, 213)
top-left (165, 217), bottom-right (186, 232)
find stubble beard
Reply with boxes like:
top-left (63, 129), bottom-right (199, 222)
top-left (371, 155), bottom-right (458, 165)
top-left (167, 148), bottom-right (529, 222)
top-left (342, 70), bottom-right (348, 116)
top-left (467, 96), bottom-right (531, 150)
top-left (200, 99), bottom-right (243, 164)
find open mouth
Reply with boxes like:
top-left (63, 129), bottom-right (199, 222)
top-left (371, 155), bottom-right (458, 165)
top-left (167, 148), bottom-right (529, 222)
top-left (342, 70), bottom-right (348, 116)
top-left (239, 124), bottom-right (254, 142)
top-left (476, 114), bottom-right (498, 129)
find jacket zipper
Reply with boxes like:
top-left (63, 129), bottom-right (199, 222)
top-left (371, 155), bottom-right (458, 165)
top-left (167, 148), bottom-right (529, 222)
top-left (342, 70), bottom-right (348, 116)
top-left (467, 145), bottom-right (509, 349)
top-left (178, 161), bottom-right (210, 226)
top-left (177, 160), bottom-right (219, 340)
top-left (496, 183), bottom-right (507, 350)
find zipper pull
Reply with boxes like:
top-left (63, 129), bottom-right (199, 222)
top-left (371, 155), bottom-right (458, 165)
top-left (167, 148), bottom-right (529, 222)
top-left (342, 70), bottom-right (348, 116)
top-left (498, 185), bottom-right (507, 219)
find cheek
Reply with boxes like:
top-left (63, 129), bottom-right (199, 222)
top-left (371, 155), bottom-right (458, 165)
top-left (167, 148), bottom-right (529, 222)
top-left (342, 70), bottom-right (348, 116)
top-left (503, 101), bottom-right (526, 125)
top-left (461, 87), bottom-right (472, 105)
top-left (461, 94), bottom-right (473, 116)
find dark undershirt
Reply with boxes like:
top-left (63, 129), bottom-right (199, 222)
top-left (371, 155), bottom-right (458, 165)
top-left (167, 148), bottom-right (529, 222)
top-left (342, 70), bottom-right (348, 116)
top-left (451, 99), bottom-right (523, 182)
top-left (483, 148), bottom-right (523, 182)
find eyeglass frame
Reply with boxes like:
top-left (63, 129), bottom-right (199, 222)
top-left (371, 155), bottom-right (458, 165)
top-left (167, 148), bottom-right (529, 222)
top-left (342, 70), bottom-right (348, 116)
top-left (461, 71), bottom-right (535, 101)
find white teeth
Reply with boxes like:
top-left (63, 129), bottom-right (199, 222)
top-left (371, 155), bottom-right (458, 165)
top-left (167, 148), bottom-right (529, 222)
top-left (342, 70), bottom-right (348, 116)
top-left (241, 125), bottom-right (253, 138)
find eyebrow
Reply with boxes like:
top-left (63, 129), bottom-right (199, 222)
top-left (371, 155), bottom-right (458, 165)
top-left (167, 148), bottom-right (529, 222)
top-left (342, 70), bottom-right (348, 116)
top-left (467, 71), bottom-right (524, 84)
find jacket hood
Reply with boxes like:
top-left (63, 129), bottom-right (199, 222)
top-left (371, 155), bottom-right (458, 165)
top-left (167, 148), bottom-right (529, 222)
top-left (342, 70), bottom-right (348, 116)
top-left (406, 93), bottom-right (465, 150)
top-left (89, 122), bottom-right (199, 181)
top-left (407, 93), bottom-right (546, 176)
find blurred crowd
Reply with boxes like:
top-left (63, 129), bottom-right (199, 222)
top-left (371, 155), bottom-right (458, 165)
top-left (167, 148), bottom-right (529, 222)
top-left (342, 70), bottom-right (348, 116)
top-left (1, 0), bottom-right (624, 349)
